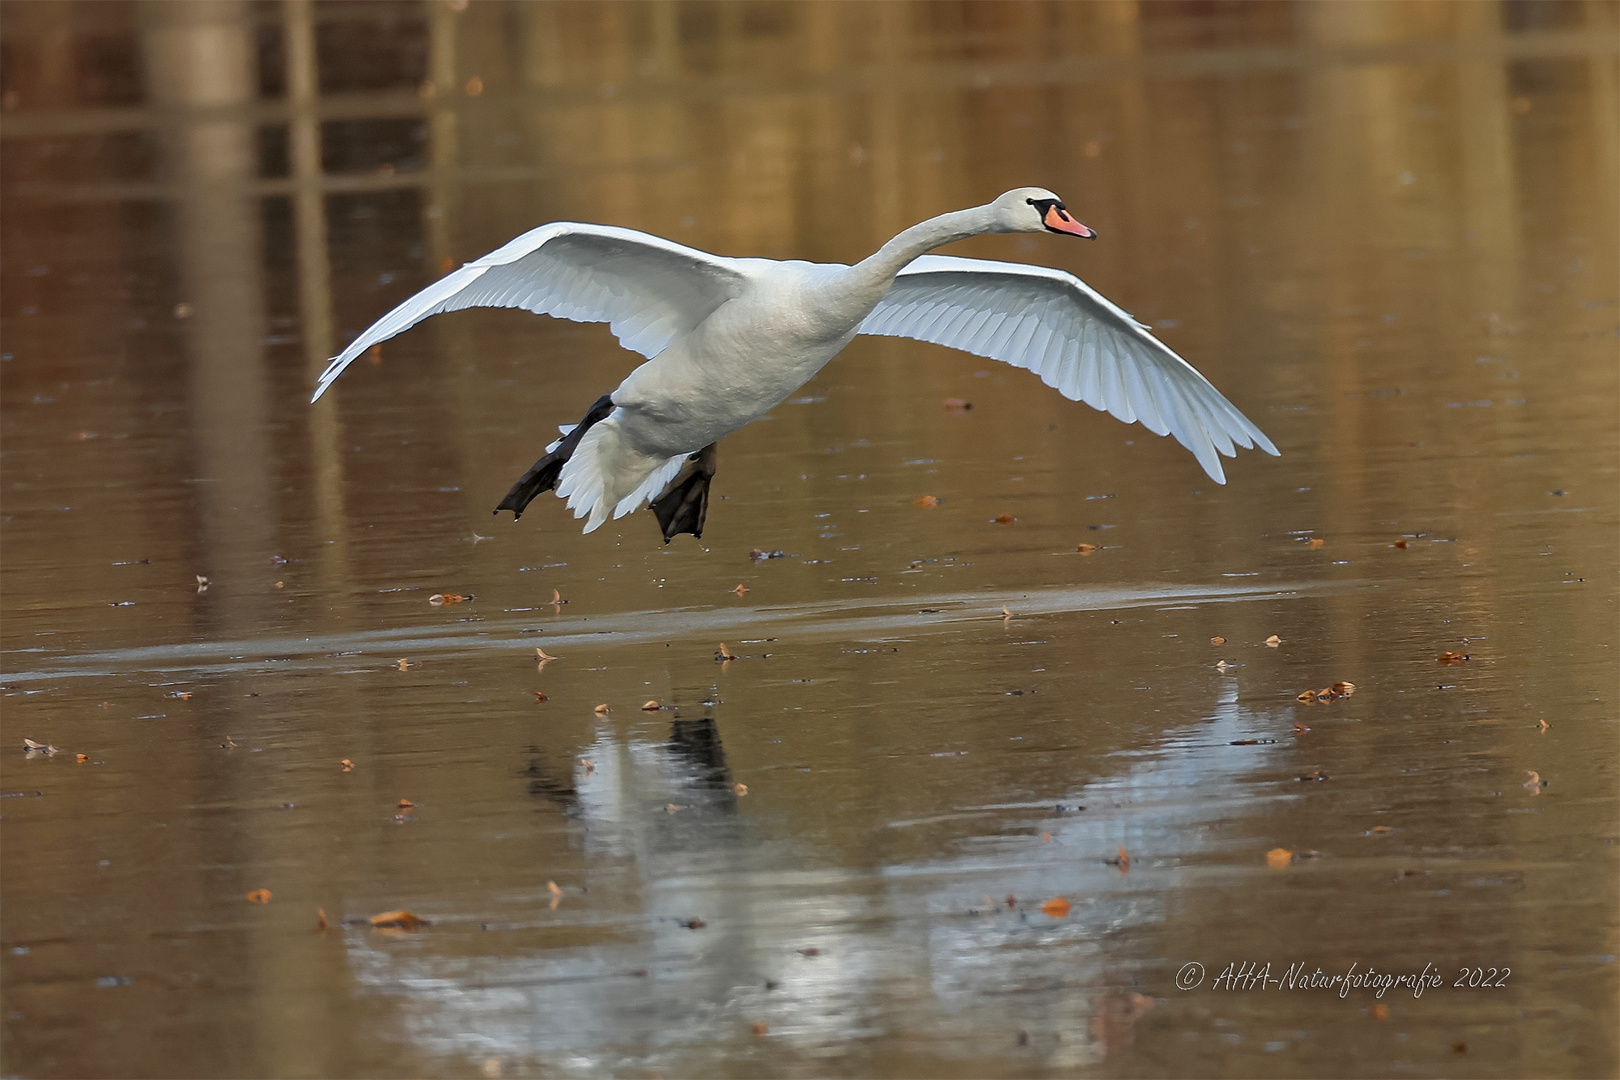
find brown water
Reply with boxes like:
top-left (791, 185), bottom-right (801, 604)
top-left (2, 2), bottom-right (1617, 1077)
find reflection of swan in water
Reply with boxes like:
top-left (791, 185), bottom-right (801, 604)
top-left (347, 680), bottom-right (1286, 1071)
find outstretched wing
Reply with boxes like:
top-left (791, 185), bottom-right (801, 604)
top-left (311, 223), bottom-right (751, 402)
top-left (858, 254), bottom-right (1278, 483)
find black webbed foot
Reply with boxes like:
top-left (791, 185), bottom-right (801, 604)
top-left (650, 443), bottom-right (717, 542)
top-left (494, 393), bottom-right (615, 519)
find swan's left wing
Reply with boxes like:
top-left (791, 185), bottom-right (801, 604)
top-left (858, 254), bottom-right (1278, 483)
top-left (311, 223), bottom-right (751, 402)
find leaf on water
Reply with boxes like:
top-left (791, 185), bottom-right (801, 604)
top-left (369, 910), bottom-right (429, 930)
top-left (681, 917), bottom-right (705, 929)
top-left (992, 513), bottom-right (1016, 524)
top-left (245, 889), bottom-right (272, 904)
top-left (1293, 723), bottom-right (1310, 733)
top-left (593, 704), bottom-right (609, 715)
top-left (799, 947), bottom-right (820, 957)
top-left (943, 397), bottom-right (972, 411)
top-left (1076, 542), bottom-right (1096, 554)
top-left (397, 799), bottom-right (414, 809)
top-left (1040, 896), bottom-right (1071, 918)
top-left (733, 783), bottom-right (748, 796)
top-left (751, 1021), bottom-right (769, 1035)
top-left (642, 700), bottom-right (661, 711)
top-left (1001, 605), bottom-right (1014, 619)
top-left (551, 589), bottom-right (562, 604)
top-left (1536, 718), bottom-right (1549, 732)
top-left (1393, 539), bottom-right (1409, 549)
top-left (396, 659), bottom-right (411, 671)
top-left (170, 691), bottom-right (192, 700)
top-left (1308, 538), bottom-right (1325, 549)
top-left (717, 644), bottom-right (739, 661)
top-left (732, 584), bottom-right (749, 596)
top-left (316, 907), bottom-right (328, 930)
top-left (1371, 1003), bottom-right (1389, 1020)
top-left (547, 880), bottom-right (562, 897)
top-left (1265, 635), bottom-right (1281, 647)
top-left (1437, 651), bottom-right (1469, 664)
top-left (1215, 660), bottom-right (1232, 672)
top-left (429, 593), bottom-right (469, 606)
top-left (533, 691), bottom-right (547, 702)
top-left (1266, 848), bottom-right (1294, 868)
top-left (1106, 846), bottom-right (1131, 870)
top-left (580, 758), bottom-right (594, 773)
top-left (665, 803), bottom-right (683, 814)
top-left (1370, 825), bottom-right (1396, 836)
top-left (1523, 770), bottom-right (1545, 793)
top-left (1210, 635), bottom-right (1226, 645)
top-left (340, 759), bottom-right (354, 772)
top-left (1297, 770), bottom-right (1328, 781)
top-left (535, 648), bottom-right (557, 661)
top-left (1332, 681), bottom-right (1357, 695)
top-left (275, 581), bottom-right (284, 589)
top-left (914, 495), bottom-right (939, 508)
top-left (76, 753), bottom-right (88, 763)
top-left (1041, 832), bottom-right (1051, 842)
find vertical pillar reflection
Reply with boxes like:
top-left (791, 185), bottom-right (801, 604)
top-left (285, 0), bottom-right (352, 594)
top-left (141, 0), bottom-right (276, 631)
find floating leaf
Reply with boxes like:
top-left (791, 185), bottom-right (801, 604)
top-left (1293, 723), bottom-right (1310, 733)
top-left (732, 584), bottom-right (749, 596)
top-left (751, 1021), bottom-right (769, 1035)
top-left (666, 803), bottom-right (683, 814)
top-left (1106, 846), bottom-right (1131, 870)
top-left (642, 700), bottom-right (661, 711)
top-left (580, 758), bottom-right (594, 773)
top-left (535, 647), bottom-right (557, 661)
top-left (1393, 539), bottom-right (1409, 549)
top-left (1215, 660), bottom-right (1232, 672)
top-left (245, 889), bottom-right (272, 904)
top-left (369, 910), bottom-right (429, 930)
top-left (1041, 831), bottom-right (1051, 842)
top-left (799, 947), bottom-right (820, 957)
top-left (316, 907), bottom-right (328, 930)
top-left (340, 759), bottom-right (354, 772)
top-left (681, 917), bottom-right (705, 929)
top-left (429, 593), bottom-right (469, 605)
top-left (733, 783), bottom-right (748, 796)
top-left (397, 799), bottom-right (414, 809)
top-left (1297, 770), bottom-right (1328, 782)
top-left (1437, 651), bottom-right (1468, 664)
top-left (1265, 635), bottom-right (1281, 647)
top-left (992, 513), bottom-right (1016, 524)
top-left (1308, 538), bottom-right (1326, 549)
top-left (1523, 770), bottom-right (1545, 793)
top-left (717, 644), bottom-right (739, 661)
top-left (942, 397), bottom-right (972, 411)
top-left (1210, 635), bottom-right (1226, 645)
top-left (1266, 848), bottom-right (1294, 868)
top-left (1076, 542), bottom-right (1096, 554)
top-left (1001, 605), bottom-right (1014, 619)
top-left (1040, 896), bottom-right (1071, 918)
top-left (396, 659), bottom-right (411, 671)
top-left (914, 495), bottom-right (939, 508)
top-left (1332, 681), bottom-right (1357, 695)
top-left (1371, 1003), bottom-right (1389, 1020)
top-left (1536, 718), bottom-right (1549, 732)
top-left (75, 753), bottom-right (88, 763)
top-left (533, 691), bottom-right (548, 702)
top-left (1369, 825), bottom-right (1396, 836)
top-left (593, 704), bottom-right (609, 715)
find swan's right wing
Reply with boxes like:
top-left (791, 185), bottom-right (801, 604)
top-left (859, 254), bottom-right (1277, 483)
top-left (311, 223), bottom-right (751, 402)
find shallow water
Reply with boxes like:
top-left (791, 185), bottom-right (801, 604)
top-left (2, 2), bottom-right (1617, 1077)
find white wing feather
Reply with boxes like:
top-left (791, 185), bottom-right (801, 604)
top-left (310, 223), bottom-right (751, 402)
top-left (858, 254), bottom-right (1278, 483)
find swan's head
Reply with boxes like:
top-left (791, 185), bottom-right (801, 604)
top-left (990, 187), bottom-right (1096, 238)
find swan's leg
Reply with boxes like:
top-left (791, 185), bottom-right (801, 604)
top-left (649, 443), bottom-right (718, 543)
top-left (494, 393), bottom-right (614, 519)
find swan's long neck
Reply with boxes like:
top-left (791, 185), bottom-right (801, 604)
top-left (848, 205), bottom-right (1000, 292)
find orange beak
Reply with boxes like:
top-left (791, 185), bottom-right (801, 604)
top-left (1044, 205), bottom-right (1096, 238)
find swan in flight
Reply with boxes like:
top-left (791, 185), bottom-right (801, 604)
top-left (312, 187), bottom-right (1277, 541)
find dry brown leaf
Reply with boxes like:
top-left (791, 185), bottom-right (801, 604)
top-left (799, 947), bottom-right (820, 956)
top-left (246, 888), bottom-right (272, 903)
top-left (593, 704), bottom-right (609, 715)
top-left (1524, 770), bottom-right (1544, 793)
top-left (1041, 832), bottom-right (1051, 843)
top-left (340, 759), bottom-right (354, 772)
top-left (1308, 538), bottom-right (1326, 549)
top-left (369, 910), bottom-right (429, 930)
top-left (533, 691), bottom-right (548, 702)
top-left (580, 758), bottom-right (594, 773)
top-left (1076, 542), bottom-right (1096, 554)
top-left (914, 495), bottom-right (939, 508)
top-left (732, 583), bottom-right (749, 596)
top-left (1536, 718), bottom-right (1549, 732)
top-left (666, 803), bottom-right (683, 814)
top-left (1210, 635), bottom-right (1226, 645)
top-left (1040, 896), bottom-right (1071, 917)
top-left (1265, 635), bottom-right (1281, 647)
top-left (1437, 651), bottom-right (1469, 664)
top-left (733, 783), bottom-right (748, 796)
top-left (396, 658), bottom-right (411, 670)
top-left (682, 917), bottom-right (705, 929)
top-left (75, 752), bottom-right (88, 763)
top-left (1298, 770), bottom-right (1328, 782)
top-left (429, 593), bottom-right (468, 606)
top-left (1106, 845), bottom-right (1131, 871)
top-left (1215, 660), bottom-right (1232, 672)
top-left (751, 1021), bottom-right (769, 1035)
top-left (942, 397), bottom-right (972, 411)
top-left (547, 880), bottom-right (562, 897)
top-left (1371, 1003), bottom-right (1389, 1020)
top-left (717, 644), bottom-right (740, 661)
top-left (1297, 690), bottom-right (1316, 703)
top-left (1332, 681), bottom-right (1357, 695)
top-left (1393, 539), bottom-right (1409, 549)
top-left (642, 700), bottom-right (661, 711)
top-left (992, 513), bottom-right (1016, 524)
top-left (1001, 605), bottom-right (1014, 619)
top-left (316, 907), bottom-right (328, 930)
top-left (1266, 848), bottom-right (1294, 868)
top-left (397, 799), bottom-right (414, 809)
top-left (535, 648), bottom-right (557, 661)
top-left (1370, 825), bottom-right (1396, 836)
top-left (1293, 723), bottom-right (1310, 733)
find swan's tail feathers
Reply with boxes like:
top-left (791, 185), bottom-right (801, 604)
top-left (494, 393), bottom-right (615, 520)
top-left (555, 419), bottom-right (688, 534)
top-left (650, 443), bottom-right (718, 543)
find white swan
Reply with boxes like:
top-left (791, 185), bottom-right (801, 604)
top-left (312, 187), bottom-right (1278, 541)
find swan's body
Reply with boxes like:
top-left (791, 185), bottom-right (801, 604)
top-left (313, 188), bottom-right (1278, 538)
